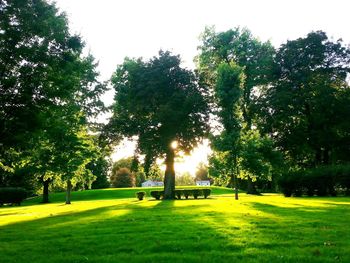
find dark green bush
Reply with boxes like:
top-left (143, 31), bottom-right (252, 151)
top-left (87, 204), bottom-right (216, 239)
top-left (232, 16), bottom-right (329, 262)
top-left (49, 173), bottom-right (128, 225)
top-left (175, 189), bottom-right (183, 199)
top-left (192, 189), bottom-right (202, 199)
top-left (136, 191), bottom-right (146, 200)
top-left (279, 165), bottom-right (350, 197)
top-left (183, 189), bottom-right (192, 199)
top-left (0, 187), bottom-right (27, 205)
top-left (150, 190), bottom-right (164, 200)
top-left (203, 188), bottom-right (211, 198)
top-left (278, 171), bottom-right (303, 197)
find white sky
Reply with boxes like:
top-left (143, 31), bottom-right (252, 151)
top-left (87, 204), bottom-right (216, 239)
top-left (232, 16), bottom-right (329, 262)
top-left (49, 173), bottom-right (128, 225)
top-left (54, 0), bottom-right (350, 175)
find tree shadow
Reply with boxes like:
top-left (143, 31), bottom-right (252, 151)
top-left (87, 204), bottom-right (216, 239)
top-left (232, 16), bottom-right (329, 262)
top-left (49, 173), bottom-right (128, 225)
top-left (0, 197), bottom-right (349, 262)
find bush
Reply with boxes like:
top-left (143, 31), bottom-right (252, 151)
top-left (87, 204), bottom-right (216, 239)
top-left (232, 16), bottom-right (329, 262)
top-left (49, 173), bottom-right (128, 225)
top-left (150, 190), bottom-right (164, 200)
top-left (278, 170), bottom-right (303, 197)
top-left (175, 189), bottom-right (183, 199)
top-left (203, 188), bottom-right (211, 198)
top-left (183, 189), bottom-right (192, 199)
top-left (0, 187), bottom-right (27, 205)
top-left (192, 189), bottom-right (202, 199)
top-left (279, 165), bottom-right (350, 197)
top-left (136, 191), bottom-right (146, 200)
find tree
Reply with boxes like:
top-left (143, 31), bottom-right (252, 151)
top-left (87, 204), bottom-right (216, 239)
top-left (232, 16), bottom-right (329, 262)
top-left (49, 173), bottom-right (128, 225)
top-left (110, 168), bottom-right (135, 188)
top-left (197, 27), bottom-right (276, 194)
top-left (195, 162), bottom-right (209, 181)
top-left (88, 149), bottom-right (111, 190)
top-left (259, 31), bottom-right (350, 168)
top-left (105, 51), bottom-right (210, 199)
top-left (211, 62), bottom-right (245, 199)
top-left (0, 0), bottom-right (107, 203)
top-left (175, 172), bottom-right (195, 186)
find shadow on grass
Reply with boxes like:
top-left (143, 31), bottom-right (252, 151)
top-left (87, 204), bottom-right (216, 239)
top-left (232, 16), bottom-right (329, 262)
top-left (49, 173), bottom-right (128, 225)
top-left (1, 197), bottom-right (349, 263)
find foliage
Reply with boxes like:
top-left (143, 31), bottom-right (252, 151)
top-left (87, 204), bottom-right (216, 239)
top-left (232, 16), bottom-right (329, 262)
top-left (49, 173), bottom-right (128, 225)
top-left (258, 31), bottom-right (350, 167)
top-left (0, 0), bottom-right (106, 203)
top-left (89, 155), bottom-right (111, 189)
top-left (203, 188), bottom-right (211, 198)
top-left (0, 187), bottom-right (27, 205)
top-left (105, 50), bottom-right (210, 199)
top-left (183, 189), bottom-right (192, 199)
top-left (110, 168), bottom-right (135, 188)
top-left (150, 190), bottom-right (164, 200)
top-left (175, 189), bottom-right (183, 199)
top-left (278, 165), bottom-right (350, 197)
top-left (175, 172), bottom-right (195, 186)
top-left (197, 27), bottom-right (277, 194)
top-left (192, 189), bottom-right (201, 199)
top-left (136, 191), bottom-right (146, 200)
top-left (195, 162), bottom-right (209, 181)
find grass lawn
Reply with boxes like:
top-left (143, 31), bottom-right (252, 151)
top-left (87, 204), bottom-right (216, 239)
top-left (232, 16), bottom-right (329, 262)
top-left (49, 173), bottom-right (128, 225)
top-left (0, 187), bottom-right (349, 263)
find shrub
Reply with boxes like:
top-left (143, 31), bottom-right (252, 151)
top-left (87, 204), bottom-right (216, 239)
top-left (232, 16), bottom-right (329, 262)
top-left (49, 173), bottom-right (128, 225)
top-left (183, 189), bottom-right (192, 199)
top-left (136, 191), bottom-right (146, 200)
top-left (203, 188), bottom-right (211, 198)
top-left (279, 165), bottom-right (350, 197)
top-left (278, 171), bottom-right (302, 197)
top-left (150, 190), bottom-right (164, 200)
top-left (175, 189), bottom-right (183, 199)
top-left (0, 187), bottom-right (27, 205)
top-left (192, 189), bottom-right (202, 199)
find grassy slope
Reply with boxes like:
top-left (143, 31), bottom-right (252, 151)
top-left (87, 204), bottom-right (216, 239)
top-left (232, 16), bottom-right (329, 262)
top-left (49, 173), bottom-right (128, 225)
top-left (0, 188), bottom-right (349, 263)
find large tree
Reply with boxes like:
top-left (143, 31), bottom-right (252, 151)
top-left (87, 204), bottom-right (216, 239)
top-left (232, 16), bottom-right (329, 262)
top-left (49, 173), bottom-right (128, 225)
top-left (0, 0), bottom-right (107, 202)
top-left (197, 27), bottom-right (275, 193)
top-left (258, 31), bottom-right (350, 168)
top-left (105, 51), bottom-right (210, 199)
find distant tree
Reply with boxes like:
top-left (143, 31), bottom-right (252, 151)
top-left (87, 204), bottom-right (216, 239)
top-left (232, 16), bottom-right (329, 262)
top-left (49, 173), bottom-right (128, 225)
top-left (110, 168), bottom-right (135, 188)
top-left (208, 151), bottom-right (232, 187)
top-left (147, 163), bottom-right (164, 182)
top-left (89, 154), bottom-right (111, 189)
top-left (175, 172), bottom-right (195, 186)
top-left (112, 158), bottom-right (134, 175)
top-left (195, 162), bottom-right (209, 181)
top-left (105, 51), bottom-right (210, 199)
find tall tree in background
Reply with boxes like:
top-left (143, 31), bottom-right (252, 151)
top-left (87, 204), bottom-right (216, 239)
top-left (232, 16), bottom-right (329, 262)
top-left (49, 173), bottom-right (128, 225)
top-left (211, 62), bottom-right (245, 199)
top-left (258, 31), bottom-right (350, 168)
top-left (0, 0), bottom-right (107, 202)
top-left (105, 51), bottom-right (210, 199)
top-left (197, 27), bottom-right (275, 193)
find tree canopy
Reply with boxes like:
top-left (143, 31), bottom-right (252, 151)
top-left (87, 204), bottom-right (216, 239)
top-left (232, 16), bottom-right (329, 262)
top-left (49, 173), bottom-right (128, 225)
top-left (105, 50), bottom-right (210, 199)
top-left (0, 0), bottom-right (107, 203)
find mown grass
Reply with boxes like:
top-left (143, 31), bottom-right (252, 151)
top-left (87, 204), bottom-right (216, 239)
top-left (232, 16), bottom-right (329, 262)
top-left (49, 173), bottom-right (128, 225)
top-left (0, 188), bottom-right (349, 263)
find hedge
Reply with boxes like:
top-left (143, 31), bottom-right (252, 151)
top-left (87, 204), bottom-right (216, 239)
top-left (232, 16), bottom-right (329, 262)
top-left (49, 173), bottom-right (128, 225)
top-left (278, 165), bottom-right (350, 197)
top-left (136, 191), bottom-right (146, 200)
top-left (150, 188), bottom-right (211, 200)
top-left (0, 187), bottom-right (27, 206)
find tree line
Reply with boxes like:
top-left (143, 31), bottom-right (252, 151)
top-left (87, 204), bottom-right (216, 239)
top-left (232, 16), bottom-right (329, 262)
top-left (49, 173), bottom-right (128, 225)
top-left (1, 0), bottom-right (350, 202)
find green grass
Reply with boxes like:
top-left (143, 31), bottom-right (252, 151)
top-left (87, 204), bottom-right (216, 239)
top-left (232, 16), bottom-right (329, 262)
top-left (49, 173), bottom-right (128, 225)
top-left (0, 188), bottom-right (349, 263)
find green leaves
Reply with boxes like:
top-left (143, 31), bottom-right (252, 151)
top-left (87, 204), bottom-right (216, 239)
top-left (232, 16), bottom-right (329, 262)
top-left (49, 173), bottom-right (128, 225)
top-left (107, 50), bottom-right (210, 158)
top-left (260, 31), bottom-right (350, 167)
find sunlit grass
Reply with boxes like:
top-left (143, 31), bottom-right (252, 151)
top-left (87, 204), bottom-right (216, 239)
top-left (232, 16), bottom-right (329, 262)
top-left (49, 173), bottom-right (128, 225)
top-left (0, 188), bottom-right (349, 262)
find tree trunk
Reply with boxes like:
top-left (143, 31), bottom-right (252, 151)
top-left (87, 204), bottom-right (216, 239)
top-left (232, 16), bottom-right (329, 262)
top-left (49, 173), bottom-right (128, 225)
top-left (65, 180), bottom-right (72, 204)
top-left (163, 148), bottom-right (175, 200)
top-left (232, 154), bottom-right (239, 200)
top-left (42, 179), bottom-right (50, 203)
